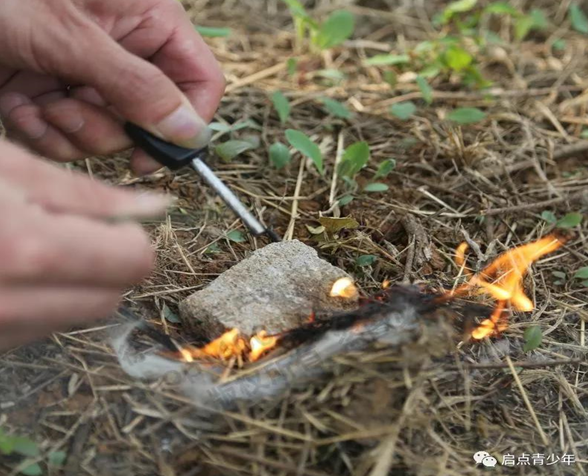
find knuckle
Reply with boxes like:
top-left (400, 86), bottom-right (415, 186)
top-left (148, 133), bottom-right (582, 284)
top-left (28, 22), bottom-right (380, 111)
top-left (0, 233), bottom-right (55, 280)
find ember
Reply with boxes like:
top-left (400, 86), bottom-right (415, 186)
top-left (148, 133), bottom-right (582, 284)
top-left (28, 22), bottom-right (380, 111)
top-left (449, 234), bottom-right (565, 339)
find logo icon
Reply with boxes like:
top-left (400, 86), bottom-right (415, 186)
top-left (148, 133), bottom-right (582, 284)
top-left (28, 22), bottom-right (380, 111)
top-left (474, 451), bottom-right (490, 464)
top-left (482, 456), bottom-right (498, 468)
top-left (474, 451), bottom-right (498, 467)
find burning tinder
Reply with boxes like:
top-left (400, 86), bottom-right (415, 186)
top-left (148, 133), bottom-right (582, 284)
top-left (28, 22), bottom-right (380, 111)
top-left (449, 234), bottom-right (566, 339)
top-left (176, 277), bottom-right (359, 364)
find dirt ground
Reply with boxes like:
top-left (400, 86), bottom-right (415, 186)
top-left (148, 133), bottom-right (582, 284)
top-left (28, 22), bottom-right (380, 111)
top-left (1, 0), bottom-right (587, 475)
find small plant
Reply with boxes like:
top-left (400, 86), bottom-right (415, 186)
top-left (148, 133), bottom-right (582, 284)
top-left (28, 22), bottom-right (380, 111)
top-left (271, 91), bottom-right (291, 124)
top-left (447, 107), bottom-right (487, 125)
top-left (365, 1), bottom-right (551, 90)
top-left (573, 267), bottom-right (588, 287)
top-left (0, 428), bottom-right (66, 475)
top-left (285, 129), bottom-right (324, 174)
top-left (523, 326), bottom-right (543, 352)
top-left (282, 0), bottom-right (354, 52)
top-left (542, 211), bottom-right (584, 229)
top-left (390, 101), bottom-right (417, 120)
top-left (269, 142), bottom-right (292, 169)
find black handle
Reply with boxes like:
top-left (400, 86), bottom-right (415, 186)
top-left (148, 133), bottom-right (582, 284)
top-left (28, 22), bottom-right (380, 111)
top-left (124, 122), bottom-right (206, 170)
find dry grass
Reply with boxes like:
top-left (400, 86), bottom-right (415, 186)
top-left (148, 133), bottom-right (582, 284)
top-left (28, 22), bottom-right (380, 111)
top-left (1, 0), bottom-right (588, 475)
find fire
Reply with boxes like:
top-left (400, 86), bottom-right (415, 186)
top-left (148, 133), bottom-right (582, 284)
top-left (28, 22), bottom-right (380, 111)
top-left (330, 277), bottom-right (359, 299)
top-left (179, 328), bottom-right (278, 363)
top-left (450, 234), bottom-right (565, 339)
top-left (250, 331), bottom-right (278, 361)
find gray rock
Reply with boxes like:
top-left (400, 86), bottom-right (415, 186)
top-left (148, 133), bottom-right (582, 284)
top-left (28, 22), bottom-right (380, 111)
top-left (179, 240), bottom-right (358, 338)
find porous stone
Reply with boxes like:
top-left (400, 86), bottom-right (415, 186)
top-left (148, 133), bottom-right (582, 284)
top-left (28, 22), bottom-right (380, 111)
top-left (179, 240), bottom-right (358, 339)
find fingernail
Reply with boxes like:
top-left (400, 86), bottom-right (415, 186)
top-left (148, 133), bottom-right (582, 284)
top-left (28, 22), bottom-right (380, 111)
top-left (109, 193), bottom-right (177, 223)
top-left (45, 105), bottom-right (85, 133)
top-left (154, 105), bottom-right (211, 149)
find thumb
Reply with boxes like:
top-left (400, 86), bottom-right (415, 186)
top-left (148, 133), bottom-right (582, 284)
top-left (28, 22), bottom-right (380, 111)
top-left (50, 25), bottom-right (211, 150)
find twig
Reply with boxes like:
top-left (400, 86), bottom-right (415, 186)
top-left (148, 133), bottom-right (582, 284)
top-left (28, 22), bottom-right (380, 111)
top-left (505, 356), bottom-right (550, 447)
top-left (285, 158), bottom-right (306, 240)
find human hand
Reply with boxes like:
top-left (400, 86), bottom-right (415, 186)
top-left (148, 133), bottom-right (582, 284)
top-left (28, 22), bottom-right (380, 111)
top-left (0, 140), bottom-right (171, 350)
top-left (0, 0), bottom-right (224, 175)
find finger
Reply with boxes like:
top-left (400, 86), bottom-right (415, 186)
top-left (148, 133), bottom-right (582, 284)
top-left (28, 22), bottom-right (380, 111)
top-left (0, 286), bottom-right (120, 350)
top-left (0, 205), bottom-right (155, 286)
top-left (69, 86), bottom-right (108, 107)
top-left (0, 92), bottom-right (86, 161)
top-left (119, 3), bottom-right (225, 123)
top-left (0, 70), bottom-right (65, 99)
top-left (42, 98), bottom-right (132, 155)
top-left (149, 16), bottom-right (226, 122)
top-left (129, 149), bottom-right (164, 177)
top-left (0, 140), bottom-right (173, 219)
top-left (41, 15), bottom-right (211, 150)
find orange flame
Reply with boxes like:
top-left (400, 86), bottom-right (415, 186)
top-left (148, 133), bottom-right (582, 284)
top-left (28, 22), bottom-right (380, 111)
top-left (330, 277), bottom-right (359, 299)
top-left (250, 331), bottom-right (279, 361)
top-left (179, 328), bottom-right (279, 363)
top-left (450, 234), bottom-right (565, 339)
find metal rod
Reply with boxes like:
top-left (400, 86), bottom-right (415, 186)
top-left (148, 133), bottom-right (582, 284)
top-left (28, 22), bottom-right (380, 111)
top-left (191, 158), bottom-right (268, 237)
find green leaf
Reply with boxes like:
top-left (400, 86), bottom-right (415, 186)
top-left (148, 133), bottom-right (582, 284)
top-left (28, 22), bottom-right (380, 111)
top-left (374, 159), bottom-right (396, 179)
top-left (441, 0), bottom-right (478, 23)
top-left (573, 267), bottom-right (588, 279)
top-left (314, 10), bottom-right (355, 50)
top-left (541, 210), bottom-right (557, 224)
top-left (282, 0), bottom-right (307, 17)
top-left (364, 183), bottom-right (389, 192)
top-left (162, 304), bottom-right (180, 324)
top-left (523, 326), bottom-right (543, 352)
top-left (269, 142), bottom-right (291, 169)
top-left (530, 9), bottom-right (548, 29)
top-left (321, 97), bottom-right (353, 119)
top-left (570, 4), bottom-right (588, 34)
top-left (318, 216), bottom-right (359, 234)
top-left (226, 230), bottom-right (246, 243)
top-left (287, 57), bottom-right (298, 76)
top-left (444, 46), bottom-right (473, 72)
top-left (364, 54), bottom-right (410, 66)
top-left (552, 39), bottom-right (567, 50)
top-left (485, 2), bottom-right (519, 16)
top-left (215, 140), bottom-right (255, 162)
top-left (416, 76), bottom-right (433, 105)
top-left (556, 212), bottom-right (583, 229)
top-left (0, 433), bottom-right (14, 455)
top-left (48, 450), bottom-right (67, 467)
top-left (390, 101), bottom-right (417, 120)
top-left (205, 243), bottom-right (221, 254)
top-left (338, 141), bottom-right (370, 178)
top-left (285, 129), bottom-right (324, 174)
top-left (356, 255), bottom-right (378, 267)
top-left (12, 437), bottom-right (39, 458)
top-left (195, 26), bottom-right (232, 38)
top-left (316, 69), bottom-right (347, 82)
top-left (338, 195), bottom-right (354, 206)
top-left (552, 270), bottom-right (566, 279)
top-left (271, 91), bottom-right (291, 124)
top-left (20, 464), bottom-right (43, 476)
top-left (447, 107), bottom-right (486, 125)
top-left (515, 9), bottom-right (548, 40)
